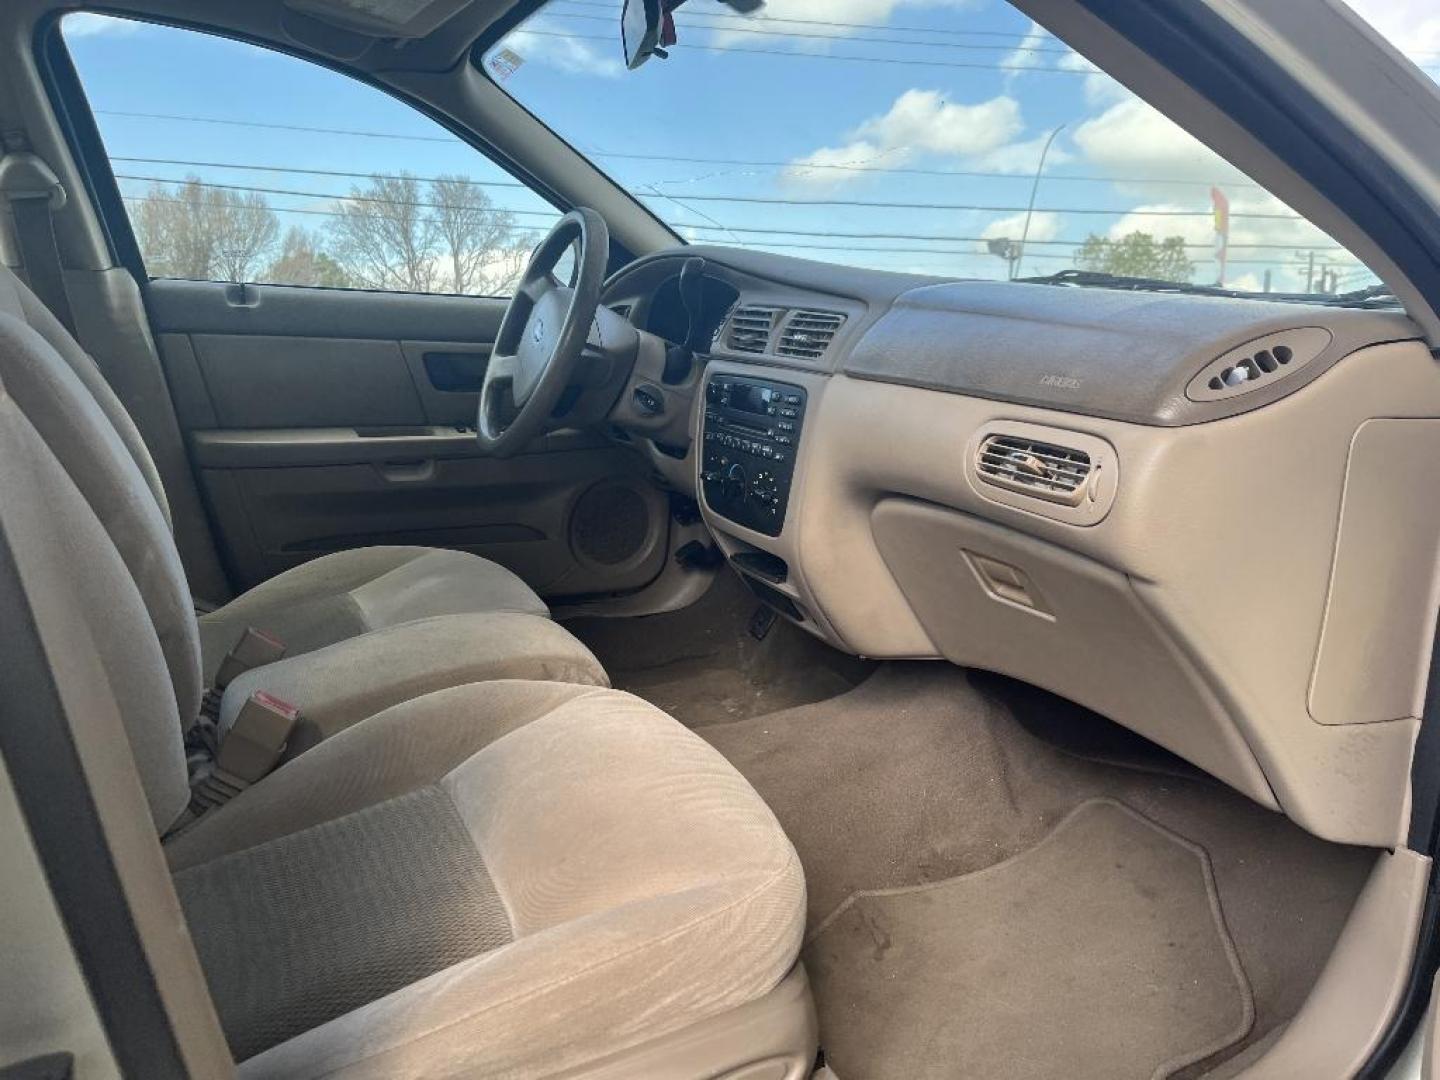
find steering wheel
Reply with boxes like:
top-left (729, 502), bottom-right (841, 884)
top-left (476, 207), bottom-right (609, 457)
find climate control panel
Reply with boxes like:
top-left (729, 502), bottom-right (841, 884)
top-left (700, 374), bottom-right (806, 537)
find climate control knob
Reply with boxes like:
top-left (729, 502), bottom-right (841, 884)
top-left (723, 462), bottom-right (749, 502)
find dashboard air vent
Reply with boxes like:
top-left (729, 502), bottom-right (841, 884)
top-left (1186, 327), bottom-right (1332, 403)
top-left (726, 305), bottom-right (779, 354)
top-left (777, 310), bottom-right (846, 360)
top-left (976, 434), bottom-right (1093, 505)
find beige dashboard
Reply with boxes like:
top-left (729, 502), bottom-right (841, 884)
top-left (607, 248), bottom-right (1440, 851)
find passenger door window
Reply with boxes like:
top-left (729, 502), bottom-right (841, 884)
top-left (62, 13), bottom-right (561, 295)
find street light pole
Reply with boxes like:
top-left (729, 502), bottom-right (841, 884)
top-left (1016, 122), bottom-right (1066, 280)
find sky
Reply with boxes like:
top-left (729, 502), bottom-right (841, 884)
top-left (64, 0), bottom-right (1440, 294)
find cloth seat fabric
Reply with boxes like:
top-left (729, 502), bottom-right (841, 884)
top-left (0, 261), bottom-right (601, 760)
top-left (168, 680), bottom-right (806, 1078)
top-left (218, 612), bottom-right (608, 757)
top-left (198, 546), bottom-right (551, 686)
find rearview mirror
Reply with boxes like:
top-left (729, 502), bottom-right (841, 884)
top-left (622, 0), bottom-right (663, 70)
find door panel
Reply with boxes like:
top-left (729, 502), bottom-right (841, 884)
top-left (151, 279), bottom-right (668, 599)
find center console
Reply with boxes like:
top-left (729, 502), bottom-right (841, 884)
top-left (700, 373), bottom-right (806, 537)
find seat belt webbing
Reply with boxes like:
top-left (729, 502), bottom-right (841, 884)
top-left (11, 193), bottom-right (75, 335)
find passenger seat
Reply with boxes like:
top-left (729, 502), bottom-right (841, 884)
top-left (0, 264), bottom-right (609, 753)
top-left (0, 279), bottom-right (817, 1074)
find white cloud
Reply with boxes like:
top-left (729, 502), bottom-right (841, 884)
top-left (1071, 97), bottom-right (1249, 187)
top-left (1342, 0), bottom-right (1440, 64)
top-left (785, 91), bottom-right (1022, 185)
top-left (63, 13), bottom-right (141, 37)
top-left (1068, 95), bottom-right (1368, 290)
top-left (981, 210), bottom-right (1061, 243)
top-left (1001, 20), bottom-right (1053, 80)
top-left (972, 132), bottom-right (1075, 175)
top-left (506, 27), bottom-right (623, 78)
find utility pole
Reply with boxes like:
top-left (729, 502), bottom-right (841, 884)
top-left (1304, 250), bottom-right (1316, 293)
top-left (1017, 123), bottom-right (1066, 280)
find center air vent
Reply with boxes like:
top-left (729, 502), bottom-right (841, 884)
top-left (726, 305), bottom-right (779, 354)
top-left (777, 310), bottom-right (846, 360)
top-left (977, 434), bottom-right (1093, 505)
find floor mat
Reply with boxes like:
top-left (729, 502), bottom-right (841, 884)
top-left (807, 800), bottom-right (1254, 1080)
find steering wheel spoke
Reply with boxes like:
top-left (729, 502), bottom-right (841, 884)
top-left (519, 274), bottom-right (552, 305)
top-left (475, 208), bottom-right (609, 458)
top-left (487, 348), bottom-right (518, 383)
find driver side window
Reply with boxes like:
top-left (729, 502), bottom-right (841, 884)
top-left (61, 13), bottom-right (561, 296)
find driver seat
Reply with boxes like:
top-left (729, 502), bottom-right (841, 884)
top-left (0, 264), bottom-right (590, 697)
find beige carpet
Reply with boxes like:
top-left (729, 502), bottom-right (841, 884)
top-left (701, 663), bottom-right (1375, 1078)
top-left (807, 800), bottom-right (1253, 1080)
top-left (563, 569), bottom-right (873, 727)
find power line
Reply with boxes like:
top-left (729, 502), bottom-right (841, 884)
top-left (107, 141), bottom-right (1257, 190)
top-left (97, 109), bottom-right (456, 144)
top-left (114, 173), bottom-right (558, 220)
top-left (118, 175), bottom-right (1347, 250)
top-left (536, 10), bottom-right (1077, 55)
top-left (512, 29), bottom-right (1092, 74)
top-left (115, 199), bottom-right (1349, 271)
top-left (548, 0), bottom-right (1071, 44)
top-left (97, 115), bottom-right (1257, 191)
top-left (113, 156), bottom-right (528, 189)
top-left (115, 169), bottom-right (1303, 223)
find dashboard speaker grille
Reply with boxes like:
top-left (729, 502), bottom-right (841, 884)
top-left (976, 434), bottom-right (1093, 505)
top-left (726, 306), bottom-right (779, 354)
top-left (777, 310), bottom-right (846, 360)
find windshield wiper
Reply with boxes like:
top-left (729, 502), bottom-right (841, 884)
top-left (1014, 269), bottom-right (1248, 298)
top-left (1015, 269), bottom-right (1402, 308)
top-left (1310, 283), bottom-right (1402, 308)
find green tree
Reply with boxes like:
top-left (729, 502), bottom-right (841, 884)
top-left (1075, 231), bottom-right (1195, 283)
top-left (131, 176), bottom-right (279, 282)
top-left (264, 226), bottom-right (352, 288)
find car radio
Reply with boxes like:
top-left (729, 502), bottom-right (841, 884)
top-left (700, 374), bottom-right (806, 537)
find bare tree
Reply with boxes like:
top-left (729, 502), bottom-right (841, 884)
top-left (264, 226), bottom-right (352, 288)
top-left (131, 176), bottom-right (278, 282)
top-left (430, 175), bottom-right (533, 295)
top-left (211, 190), bottom-right (280, 284)
top-left (327, 174), bottom-right (439, 292)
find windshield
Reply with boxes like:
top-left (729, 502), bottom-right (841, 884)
top-left (483, 1), bottom-right (1423, 302)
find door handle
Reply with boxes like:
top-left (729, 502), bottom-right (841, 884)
top-left (376, 458), bottom-right (435, 482)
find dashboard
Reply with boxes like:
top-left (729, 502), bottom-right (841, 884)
top-left (602, 244), bottom-right (1440, 854)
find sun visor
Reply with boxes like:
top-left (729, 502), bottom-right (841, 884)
top-left (283, 0), bottom-right (476, 38)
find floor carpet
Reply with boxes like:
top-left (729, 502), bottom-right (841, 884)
top-left (700, 663), bottom-right (1376, 1078)
top-left (807, 800), bottom-right (1253, 1080)
top-left (563, 569), bottom-right (874, 728)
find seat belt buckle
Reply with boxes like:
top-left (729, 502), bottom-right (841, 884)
top-left (190, 691), bottom-right (299, 812)
top-left (214, 626), bottom-right (287, 690)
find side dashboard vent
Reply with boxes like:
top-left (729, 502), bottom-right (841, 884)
top-left (1186, 326), bottom-right (1332, 403)
top-left (726, 305), bottom-right (779, 354)
top-left (777, 310), bottom-right (846, 360)
top-left (976, 434), bottom-right (1092, 506)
